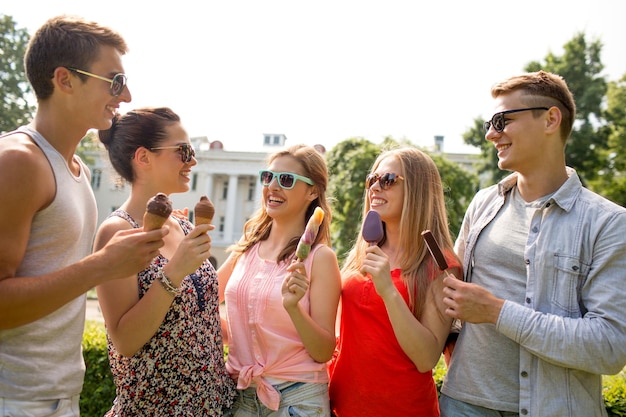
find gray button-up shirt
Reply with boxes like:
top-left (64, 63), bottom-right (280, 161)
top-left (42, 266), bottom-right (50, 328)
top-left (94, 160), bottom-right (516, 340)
top-left (451, 168), bottom-right (626, 417)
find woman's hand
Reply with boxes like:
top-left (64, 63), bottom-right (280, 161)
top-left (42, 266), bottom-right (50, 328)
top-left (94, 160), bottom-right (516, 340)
top-left (360, 245), bottom-right (394, 299)
top-left (282, 260), bottom-right (309, 310)
top-left (165, 223), bottom-right (213, 284)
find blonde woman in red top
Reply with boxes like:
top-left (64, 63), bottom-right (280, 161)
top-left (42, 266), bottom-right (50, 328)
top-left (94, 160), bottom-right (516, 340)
top-left (328, 147), bottom-right (462, 417)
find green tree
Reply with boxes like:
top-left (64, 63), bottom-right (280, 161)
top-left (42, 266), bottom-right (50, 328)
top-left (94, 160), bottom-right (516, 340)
top-left (430, 152), bottom-right (479, 240)
top-left (77, 130), bottom-right (105, 166)
top-left (326, 137), bottom-right (380, 262)
top-left (588, 74), bottom-right (626, 206)
top-left (525, 32), bottom-right (607, 185)
top-left (0, 14), bottom-right (34, 133)
top-left (463, 32), bottom-right (608, 186)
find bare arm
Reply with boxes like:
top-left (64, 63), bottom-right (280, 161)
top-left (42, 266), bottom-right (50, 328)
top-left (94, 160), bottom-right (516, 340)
top-left (0, 139), bottom-right (166, 329)
top-left (362, 245), bottom-right (462, 371)
top-left (95, 219), bottom-right (213, 356)
top-left (282, 246), bottom-right (341, 362)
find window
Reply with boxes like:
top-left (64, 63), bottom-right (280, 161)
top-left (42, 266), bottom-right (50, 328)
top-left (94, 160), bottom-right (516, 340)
top-left (248, 180), bottom-right (255, 201)
top-left (191, 173), bottom-right (198, 191)
top-left (91, 169), bottom-right (102, 190)
top-left (273, 135), bottom-right (280, 145)
top-left (222, 181), bottom-right (228, 200)
top-left (219, 216), bottom-right (225, 232)
top-left (264, 135), bottom-right (271, 145)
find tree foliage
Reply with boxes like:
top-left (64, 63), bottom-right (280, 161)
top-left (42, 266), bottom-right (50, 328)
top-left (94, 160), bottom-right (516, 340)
top-left (0, 14), bottom-right (34, 133)
top-left (588, 74), bottom-right (626, 206)
top-left (326, 137), bottom-right (380, 262)
top-left (326, 137), bottom-right (478, 264)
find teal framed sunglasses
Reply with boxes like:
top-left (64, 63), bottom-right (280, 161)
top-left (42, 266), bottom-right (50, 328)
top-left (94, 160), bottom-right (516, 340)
top-left (259, 170), bottom-right (313, 190)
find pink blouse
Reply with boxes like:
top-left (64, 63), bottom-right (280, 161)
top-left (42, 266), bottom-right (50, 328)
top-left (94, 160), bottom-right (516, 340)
top-left (224, 243), bottom-right (328, 410)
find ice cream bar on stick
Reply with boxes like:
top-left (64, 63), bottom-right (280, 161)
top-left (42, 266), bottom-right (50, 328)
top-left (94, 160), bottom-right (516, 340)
top-left (421, 230), bottom-right (452, 277)
top-left (295, 207), bottom-right (325, 261)
top-left (362, 210), bottom-right (384, 246)
top-left (143, 193), bottom-right (173, 231)
top-left (194, 195), bottom-right (215, 225)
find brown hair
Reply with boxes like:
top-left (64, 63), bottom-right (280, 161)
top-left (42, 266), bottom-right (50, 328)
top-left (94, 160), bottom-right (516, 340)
top-left (491, 70), bottom-right (576, 142)
top-left (342, 147), bottom-right (458, 318)
top-left (228, 144), bottom-right (331, 263)
top-left (25, 15), bottom-right (128, 100)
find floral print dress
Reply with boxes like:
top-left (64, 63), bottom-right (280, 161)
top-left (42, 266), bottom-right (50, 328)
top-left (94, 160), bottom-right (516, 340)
top-left (104, 210), bottom-right (236, 417)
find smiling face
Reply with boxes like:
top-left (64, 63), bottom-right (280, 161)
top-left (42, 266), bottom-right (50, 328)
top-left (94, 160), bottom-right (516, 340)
top-left (149, 122), bottom-right (195, 194)
top-left (263, 155), bottom-right (316, 221)
top-left (368, 156), bottom-right (405, 225)
top-left (486, 90), bottom-right (549, 174)
top-left (70, 45), bottom-right (132, 132)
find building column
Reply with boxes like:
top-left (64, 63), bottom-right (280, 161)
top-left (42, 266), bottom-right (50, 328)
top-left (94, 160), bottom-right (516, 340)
top-left (205, 174), bottom-right (214, 201)
top-left (224, 174), bottom-right (239, 244)
top-left (255, 175), bottom-right (264, 209)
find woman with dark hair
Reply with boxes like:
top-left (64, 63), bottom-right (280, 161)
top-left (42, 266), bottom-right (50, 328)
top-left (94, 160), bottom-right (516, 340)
top-left (94, 107), bottom-right (236, 416)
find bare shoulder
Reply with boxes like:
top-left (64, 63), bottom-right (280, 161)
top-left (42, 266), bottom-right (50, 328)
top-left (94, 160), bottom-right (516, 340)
top-left (310, 245), bottom-right (341, 283)
top-left (313, 244), bottom-right (339, 262)
top-left (0, 132), bottom-right (54, 213)
top-left (93, 215), bottom-right (133, 251)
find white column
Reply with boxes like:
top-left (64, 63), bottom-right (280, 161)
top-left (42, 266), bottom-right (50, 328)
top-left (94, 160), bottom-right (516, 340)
top-left (224, 174), bottom-right (239, 244)
top-left (254, 175), bottom-right (264, 210)
top-left (205, 174), bottom-right (214, 201)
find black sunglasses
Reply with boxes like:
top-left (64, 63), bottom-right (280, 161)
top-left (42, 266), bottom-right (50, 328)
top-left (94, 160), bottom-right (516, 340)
top-left (150, 143), bottom-right (196, 163)
top-left (259, 170), bottom-right (314, 190)
top-left (483, 107), bottom-right (549, 133)
top-left (365, 172), bottom-right (404, 190)
top-left (66, 67), bottom-right (127, 97)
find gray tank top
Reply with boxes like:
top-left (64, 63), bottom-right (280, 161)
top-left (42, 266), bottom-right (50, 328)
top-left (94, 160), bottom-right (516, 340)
top-left (0, 126), bottom-right (97, 400)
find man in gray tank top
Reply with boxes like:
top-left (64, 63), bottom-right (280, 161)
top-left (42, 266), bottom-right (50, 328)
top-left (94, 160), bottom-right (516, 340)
top-left (0, 15), bottom-right (168, 415)
top-left (439, 71), bottom-right (626, 417)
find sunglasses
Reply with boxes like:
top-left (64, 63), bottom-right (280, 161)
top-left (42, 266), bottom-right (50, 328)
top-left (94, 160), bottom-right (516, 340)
top-left (365, 172), bottom-right (404, 190)
top-left (483, 107), bottom-right (549, 133)
top-left (259, 170), bottom-right (314, 190)
top-left (150, 143), bottom-right (196, 163)
top-left (66, 67), bottom-right (128, 97)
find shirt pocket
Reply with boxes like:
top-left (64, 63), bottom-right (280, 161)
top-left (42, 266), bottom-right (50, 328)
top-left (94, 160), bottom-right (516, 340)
top-left (550, 254), bottom-right (590, 317)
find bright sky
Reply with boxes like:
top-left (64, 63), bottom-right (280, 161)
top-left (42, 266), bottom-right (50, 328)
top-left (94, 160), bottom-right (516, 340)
top-left (4, 1), bottom-right (626, 154)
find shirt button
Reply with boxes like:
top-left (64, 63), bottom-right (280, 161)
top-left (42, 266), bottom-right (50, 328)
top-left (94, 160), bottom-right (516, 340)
top-left (525, 297), bottom-right (531, 304)
top-left (521, 409), bottom-right (528, 415)
top-left (521, 371), bottom-right (528, 377)
top-left (525, 259), bottom-right (530, 265)
top-left (532, 226), bottom-right (539, 233)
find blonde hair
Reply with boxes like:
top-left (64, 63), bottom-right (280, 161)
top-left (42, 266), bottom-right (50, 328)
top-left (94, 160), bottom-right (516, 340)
top-left (342, 147), bottom-right (457, 318)
top-left (228, 144), bottom-right (331, 263)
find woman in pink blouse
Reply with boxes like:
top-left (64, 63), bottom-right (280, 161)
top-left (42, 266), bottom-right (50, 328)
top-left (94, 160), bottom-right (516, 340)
top-left (219, 144), bottom-right (341, 416)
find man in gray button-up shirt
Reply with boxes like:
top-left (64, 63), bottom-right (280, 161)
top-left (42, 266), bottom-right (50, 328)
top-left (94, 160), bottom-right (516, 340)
top-left (439, 71), bottom-right (626, 417)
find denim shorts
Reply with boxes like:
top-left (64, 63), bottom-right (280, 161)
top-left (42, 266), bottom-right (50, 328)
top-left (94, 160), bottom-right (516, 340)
top-left (0, 395), bottom-right (80, 417)
top-left (439, 394), bottom-right (519, 417)
top-left (224, 381), bottom-right (330, 417)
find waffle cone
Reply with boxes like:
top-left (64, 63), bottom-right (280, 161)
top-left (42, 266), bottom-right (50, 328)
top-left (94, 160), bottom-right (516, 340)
top-left (195, 216), bottom-right (213, 225)
top-left (143, 212), bottom-right (168, 231)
